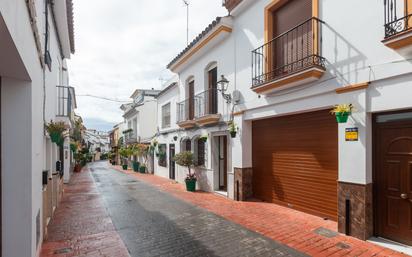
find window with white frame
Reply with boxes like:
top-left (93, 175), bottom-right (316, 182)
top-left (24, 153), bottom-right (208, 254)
top-left (162, 103), bottom-right (171, 128)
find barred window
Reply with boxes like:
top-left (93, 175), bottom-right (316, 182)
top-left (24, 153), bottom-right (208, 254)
top-left (162, 103), bottom-right (171, 128)
top-left (185, 139), bottom-right (191, 151)
top-left (197, 138), bottom-right (206, 166)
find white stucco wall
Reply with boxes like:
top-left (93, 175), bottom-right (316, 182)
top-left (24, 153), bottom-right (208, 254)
top-left (1, 0), bottom-right (73, 256)
top-left (163, 0), bottom-right (412, 194)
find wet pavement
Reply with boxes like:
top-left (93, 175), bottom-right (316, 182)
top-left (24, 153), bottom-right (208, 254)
top-left (90, 162), bottom-right (306, 257)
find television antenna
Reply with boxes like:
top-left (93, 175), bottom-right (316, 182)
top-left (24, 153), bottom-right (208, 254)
top-left (182, 0), bottom-right (189, 46)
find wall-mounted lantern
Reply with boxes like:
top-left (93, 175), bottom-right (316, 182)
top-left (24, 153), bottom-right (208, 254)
top-left (217, 75), bottom-right (232, 104)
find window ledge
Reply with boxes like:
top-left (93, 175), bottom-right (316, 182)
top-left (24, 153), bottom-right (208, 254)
top-left (252, 66), bottom-right (325, 95)
top-left (177, 120), bottom-right (197, 129)
top-left (382, 29), bottom-right (412, 50)
top-left (195, 114), bottom-right (221, 126)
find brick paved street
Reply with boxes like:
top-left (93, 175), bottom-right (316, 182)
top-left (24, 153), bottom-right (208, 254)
top-left (41, 162), bottom-right (407, 257)
top-left (40, 167), bottom-right (130, 257)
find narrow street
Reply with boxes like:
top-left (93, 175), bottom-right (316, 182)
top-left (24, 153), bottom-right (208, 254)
top-left (41, 162), bottom-right (406, 257)
top-left (90, 162), bottom-right (305, 257)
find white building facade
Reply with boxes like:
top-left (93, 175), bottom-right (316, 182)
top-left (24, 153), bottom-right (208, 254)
top-left (155, 0), bottom-right (412, 245)
top-left (0, 0), bottom-right (75, 256)
top-left (121, 89), bottom-right (160, 145)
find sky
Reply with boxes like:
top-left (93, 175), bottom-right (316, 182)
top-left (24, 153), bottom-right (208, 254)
top-left (68, 0), bottom-right (227, 132)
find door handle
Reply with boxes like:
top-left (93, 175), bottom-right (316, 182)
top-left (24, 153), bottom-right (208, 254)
top-left (401, 193), bottom-right (408, 199)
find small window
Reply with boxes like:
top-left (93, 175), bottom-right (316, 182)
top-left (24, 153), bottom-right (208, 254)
top-left (197, 138), bottom-right (206, 166)
top-left (158, 144), bottom-right (167, 167)
top-left (162, 103), bottom-right (171, 128)
top-left (185, 139), bottom-right (191, 151)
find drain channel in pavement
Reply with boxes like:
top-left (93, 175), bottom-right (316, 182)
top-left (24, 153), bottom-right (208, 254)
top-left (54, 247), bottom-right (72, 254)
top-left (313, 227), bottom-right (338, 238)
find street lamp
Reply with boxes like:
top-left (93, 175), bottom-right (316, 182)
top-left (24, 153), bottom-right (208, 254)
top-left (217, 75), bottom-right (232, 104)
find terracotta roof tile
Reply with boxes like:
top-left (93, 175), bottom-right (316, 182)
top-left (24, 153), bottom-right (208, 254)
top-left (66, 0), bottom-right (75, 54)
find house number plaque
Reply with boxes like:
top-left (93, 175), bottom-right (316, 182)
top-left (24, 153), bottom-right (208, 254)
top-left (345, 128), bottom-right (358, 141)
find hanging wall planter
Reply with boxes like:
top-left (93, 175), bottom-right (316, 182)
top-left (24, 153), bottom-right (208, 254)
top-left (50, 132), bottom-right (61, 143)
top-left (335, 112), bottom-right (350, 123)
top-left (330, 104), bottom-right (354, 124)
top-left (228, 121), bottom-right (238, 138)
top-left (45, 120), bottom-right (66, 145)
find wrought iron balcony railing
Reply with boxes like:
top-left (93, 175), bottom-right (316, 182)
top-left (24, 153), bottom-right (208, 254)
top-left (252, 17), bottom-right (326, 88)
top-left (56, 86), bottom-right (73, 117)
top-left (194, 88), bottom-right (219, 118)
top-left (384, 0), bottom-right (412, 38)
top-left (177, 98), bottom-right (195, 123)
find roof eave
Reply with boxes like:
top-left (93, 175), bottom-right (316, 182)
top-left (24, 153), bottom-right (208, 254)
top-left (166, 16), bottom-right (233, 72)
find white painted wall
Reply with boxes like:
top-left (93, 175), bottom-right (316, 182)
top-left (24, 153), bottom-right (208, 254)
top-left (0, 0), bottom-right (74, 256)
top-left (163, 0), bottom-right (412, 193)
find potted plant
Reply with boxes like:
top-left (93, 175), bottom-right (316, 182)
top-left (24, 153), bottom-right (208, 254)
top-left (138, 144), bottom-right (149, 174)
top-left (228, 121), bottom-right (238, 138)
top-left (45, 120), bottom-right (66, 145)
top-left (173, 151), bottom-right (196, 192)
top-left (119, 147), bottom-right (131, 170)
top-left (131, 144), bottom-right (141, 172)
top-left (200, 135), bottom-right (208, 142)
top-left (139, 164), bottom-right (146, 174)
top-left (331, 104), bottom-right (354, 123)
top-left (152, 139), bottom-right (158, 147)
top-left (73, 153), bottom-right (82, 172)
top-left (70, 142), bottom-right (78, 153)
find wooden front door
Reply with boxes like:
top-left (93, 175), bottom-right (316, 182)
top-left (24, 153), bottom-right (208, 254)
top-left (272, 0), bottom-right (312, 72)
top-left (218, 136), bottom-right (228, 191)
top-left (208, 67), bottom-right (218, 115)
top-left (188, 80), bottom-right (194, 120)
top-left (375, 112), bottom-right (412, 245)
top-left (169, 144), bottom-right (175, 180)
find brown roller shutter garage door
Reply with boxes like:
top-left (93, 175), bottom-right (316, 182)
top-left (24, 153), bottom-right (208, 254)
top-left (252, 110), bottom-right (338, 220)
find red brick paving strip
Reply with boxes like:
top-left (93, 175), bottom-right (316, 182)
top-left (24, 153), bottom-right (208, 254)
top-left (113, 165), bottom-right (406, 257)
top-left (41, 168), bottom-right (130, 257)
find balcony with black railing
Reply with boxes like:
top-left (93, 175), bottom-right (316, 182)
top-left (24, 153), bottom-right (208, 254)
top-left (176, 98), bottom-right (197, 129)
top-left (194, 88), bottom-right (221, 126)
top-left (251, 17), bottom-right (326, 95)
top-left (383, 0), bottom-right (412, 49)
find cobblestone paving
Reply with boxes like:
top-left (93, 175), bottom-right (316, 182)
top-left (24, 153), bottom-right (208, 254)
top-left (92, 162), bottom-right (307, 257)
